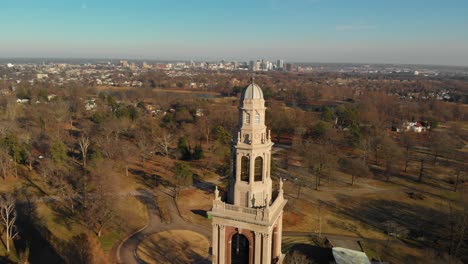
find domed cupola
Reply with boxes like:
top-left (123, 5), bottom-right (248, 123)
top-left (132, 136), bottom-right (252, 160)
top-left (241, 82), bottom-right (264, 100)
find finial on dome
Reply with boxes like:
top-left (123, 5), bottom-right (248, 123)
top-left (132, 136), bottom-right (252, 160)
top-left (250, 75), bottom-right (256, 98)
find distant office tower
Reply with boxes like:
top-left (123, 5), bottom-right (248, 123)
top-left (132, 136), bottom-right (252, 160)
top-left (277, 60), bottom-right (284, 70)
top-left (254, 61), bottom-right (261, 71)
top-left (285, 63), bottom-right (294, 72)
top-left (249, 61), bottom-right (255, 71)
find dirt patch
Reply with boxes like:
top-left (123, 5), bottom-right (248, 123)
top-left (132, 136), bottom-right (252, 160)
top-left (136, 230), bottom-right (210, 264)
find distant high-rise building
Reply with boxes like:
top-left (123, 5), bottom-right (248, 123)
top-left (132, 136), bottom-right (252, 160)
top-left (249, 61), bottom-right (255, 71)
top-left (277, 60), bottom-right (284, 70)
top-left (266, 61), bottom-right (273, 71)
top-left (285, 63), bottom-right (294, 72)
top-left (254, 61), bottom-right (261, 71)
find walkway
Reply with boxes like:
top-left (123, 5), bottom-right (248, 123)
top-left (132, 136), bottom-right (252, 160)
top-left (117, 187), bottom-right (211, 264)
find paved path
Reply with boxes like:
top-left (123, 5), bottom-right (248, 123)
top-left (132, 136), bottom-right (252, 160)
top-left (117, 187), bottom-right (211, 264)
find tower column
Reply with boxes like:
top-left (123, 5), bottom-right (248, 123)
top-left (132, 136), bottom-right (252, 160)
top-left (267, 152), bottom-right (271, 179)
top-left (262, 153), bottom-right (266, 183)
top-left (262, 233), bottom-right (272, 263)
top-left (250, 153), bottom-right (255, 184)
top-left (276, 214), bottom-right (283, 259)
top-left (254, 232), bottom-right (261, 264)
top-left (212, 223), bottom-right (219, 264)
top-left (219, 225), bottom-right (226, 264)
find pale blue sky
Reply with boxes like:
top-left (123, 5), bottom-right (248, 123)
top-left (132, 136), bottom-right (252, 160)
top-left (1, 0), bottom-right (468, 65)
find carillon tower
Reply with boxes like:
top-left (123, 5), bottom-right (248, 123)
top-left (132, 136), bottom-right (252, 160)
top-left (209, 79), bottom-right (287, 264)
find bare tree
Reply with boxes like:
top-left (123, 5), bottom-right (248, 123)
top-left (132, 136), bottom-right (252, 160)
top-left (453, 169), bottom-right (463, 192)
top-left (379, 136), bottom-right (403, 181)
top-left (399, 132), bottom-right (415, 172)
top-left (83, 185), bottom-right (114, 237)
top-left (430, 131), bottom-right (459, 164)
top-left (78, 136), bottom-right (90, 168)
top-left (56, 178), bottom-right (77, 214)
top-left (137, 134), bottom-right (153, 168)
top-left (117, 140), bottom-right (134, 177)
top-left (339, 157), bottom-right (371, 185)
top-left (0, 193), bottom-right (19, 252)
top-left (197, 116), bottom-right (212, 145)
top-left (418, 159), bottom-right (425, 182)
top-left (156, 129), bottom-right (174, 157)
top-left (448, 193), bottom-right (468, 260)
top-left (304, 143), bottom-right (338, 190)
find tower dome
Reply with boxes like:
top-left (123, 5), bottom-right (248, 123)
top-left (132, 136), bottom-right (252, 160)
top-left (240, 80), bottom-right (264, 100)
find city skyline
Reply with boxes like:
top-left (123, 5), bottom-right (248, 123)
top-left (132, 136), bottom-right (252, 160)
top-left (1, 0), bottom-right (468, 66)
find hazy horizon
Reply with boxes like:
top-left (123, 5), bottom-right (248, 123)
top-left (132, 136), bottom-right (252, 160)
top-left (1, 0), bottom-right (468, 66)
top-left (2, 56), bottom-right (468, 69)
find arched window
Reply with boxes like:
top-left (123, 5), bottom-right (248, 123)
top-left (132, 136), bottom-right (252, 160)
top-left (254, 157), bottom-right (263, 181)
top-left (241, 156), bottom-right (249, 182)
top-left (254, 112), bottom-right (260, 124)
top-left (231, 233), bottom-right (249, 264)
top-left (245, 113), bottom-right (250, 124)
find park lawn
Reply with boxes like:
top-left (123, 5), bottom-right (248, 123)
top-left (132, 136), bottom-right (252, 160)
top-left (35, 202), bottom-right (86, 242)
top-left (102, 195), bottom-right (148, 253)
top-left (362, 239), bottom-right (442, 264)
top-left (0, 176), bottom-right (21, 193)
top-left (282, 195), bottom-right (386, 240)
top-left (136, 230), bottom-right (210, 264)
top-left (100, 230), bottom-right (122, 253)
top-left (34, 183), bottom-right (147, 254)
top-left (177, 188), bottom-right (212, 227)
top-left (0, 242), bottom-right (19, 263)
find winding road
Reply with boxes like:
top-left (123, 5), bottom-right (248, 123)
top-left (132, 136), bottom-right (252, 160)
top-left (117, 187), bottom-right (211, 264)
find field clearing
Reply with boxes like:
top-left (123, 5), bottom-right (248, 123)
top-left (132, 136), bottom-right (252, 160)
top-left (136, 230), bottom-right (210, 264)
top-left (177, 188), bottom-right (212, 227)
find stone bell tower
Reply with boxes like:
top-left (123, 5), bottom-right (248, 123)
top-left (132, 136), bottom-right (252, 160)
top-left (209, 79), bottom-right (287, 264)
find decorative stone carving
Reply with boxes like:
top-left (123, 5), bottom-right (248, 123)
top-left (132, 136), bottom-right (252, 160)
top-left (214, 186), bottom-right (220, 201)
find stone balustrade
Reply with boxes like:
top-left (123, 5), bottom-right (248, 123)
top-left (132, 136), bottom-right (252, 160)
top-left (211, 191), bottom-right (286, 225)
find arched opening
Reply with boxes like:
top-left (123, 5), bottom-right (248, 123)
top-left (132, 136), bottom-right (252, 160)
top-left (254, 112), bottom-right (260, 124)
top-left (241, 156), bottom-right (250, 182)
top-left (254, 157), bottom-right (263, 182)
top-left (231, 233), bottom-right (250, 264)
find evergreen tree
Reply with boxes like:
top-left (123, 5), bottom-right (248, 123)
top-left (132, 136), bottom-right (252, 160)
top-left (50, 140), bottom-right (67, 164)
top-left (177, 136), bottom-right (191, 160)
top-left (192, 143), bottom-right (204, 160)
top-left (321, 106), bottom-right (335, 122)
